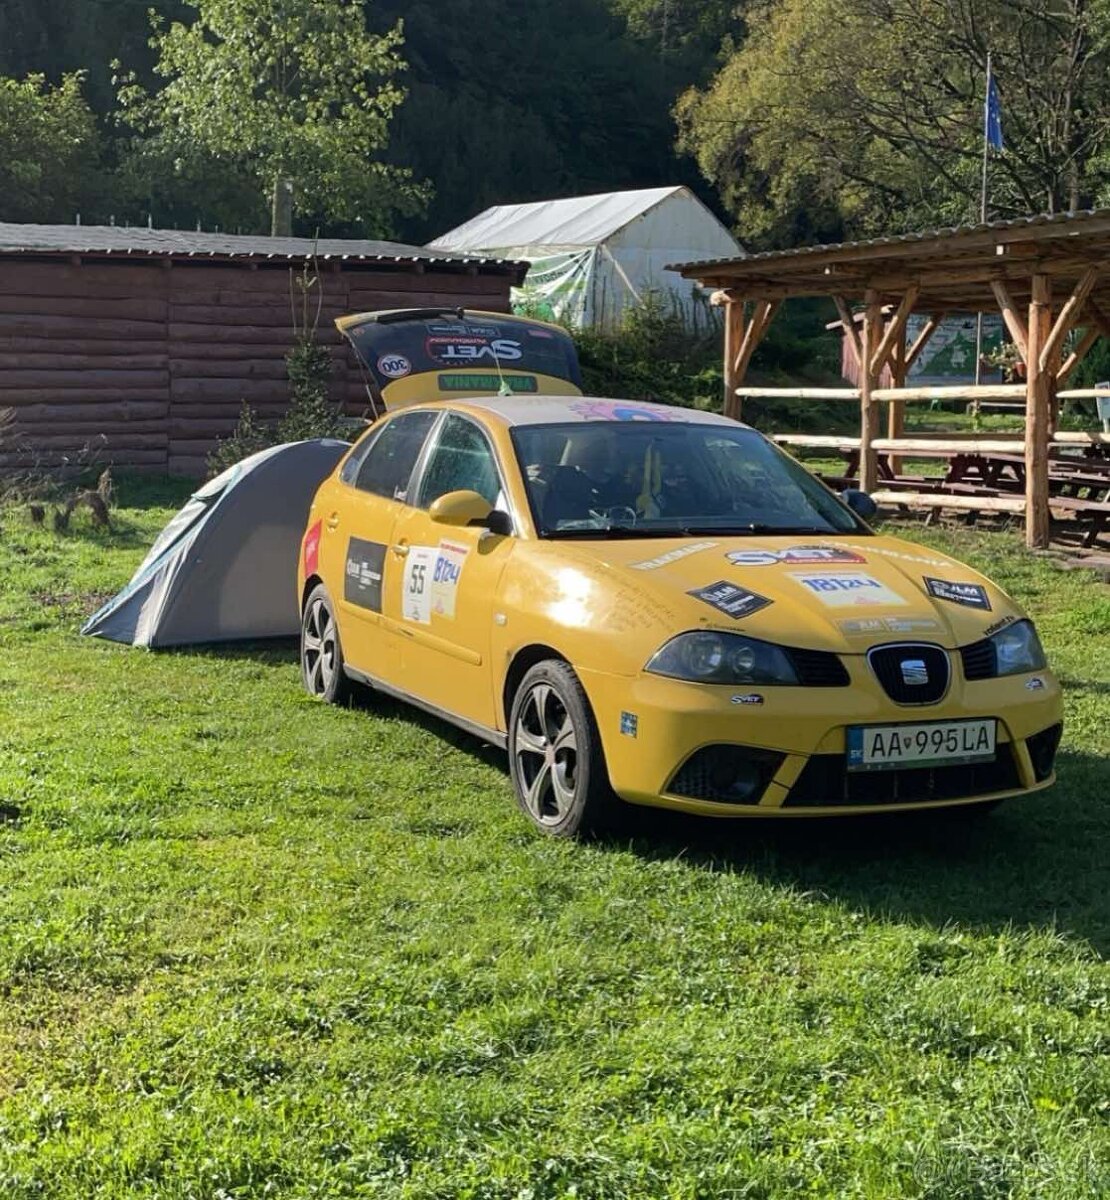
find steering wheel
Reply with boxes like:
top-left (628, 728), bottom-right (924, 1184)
top-left (602, 505), bottom-right (639, 528)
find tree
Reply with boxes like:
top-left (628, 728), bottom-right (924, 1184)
top-left (368, 0), bottom-right (694, 242)
top-left (0, 72), bottom-right (107, 222)
top-left (676, 0), bottom-right (1110, 247)
top-left (116, 0), bottom-right (425, 236)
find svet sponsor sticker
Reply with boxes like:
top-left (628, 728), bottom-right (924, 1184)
top-left (726, 545), bottom-right (866, 567)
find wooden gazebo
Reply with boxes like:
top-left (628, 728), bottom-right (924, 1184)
top-left (673, 210), bottom-right (1110, 548)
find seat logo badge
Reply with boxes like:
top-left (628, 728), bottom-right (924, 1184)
top-left (901, 659), bottom-right (929, 686)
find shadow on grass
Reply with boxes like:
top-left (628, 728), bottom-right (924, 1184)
top-left (159, 638), bottom-right (1110, 952)
top-left (604, 749), bottom-right (1110, 954)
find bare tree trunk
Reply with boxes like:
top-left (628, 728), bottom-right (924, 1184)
top-left (271, 176), bottom-right (293, 237)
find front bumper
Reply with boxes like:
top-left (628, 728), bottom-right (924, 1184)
top-left (578, 659), bottom-right (1063, 817)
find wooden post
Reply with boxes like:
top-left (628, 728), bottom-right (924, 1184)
top-left (887, 319), bottom-right (909, 476)
top-left (1025, 275), bottom-right (1053, 548)
top-left (723, 296), bottom-right (743, 419)
top-left (724, 297), bottom-right (780, 422)
top-left (859, 289), bottom-right (883, 493)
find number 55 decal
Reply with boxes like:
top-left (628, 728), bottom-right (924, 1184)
top-left (403, 547), bottom-right (436, 624)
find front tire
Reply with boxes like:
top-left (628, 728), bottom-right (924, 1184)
top-left (508, 660), bottom-right (618, 838)
top-left (301, 584), bottom-right (352, 705)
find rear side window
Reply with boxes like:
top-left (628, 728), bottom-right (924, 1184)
top-left (417, 414), bottom-right (502, 509)
top-left (353, 411), bottom-right (438, 501)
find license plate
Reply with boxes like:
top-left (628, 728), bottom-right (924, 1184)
top-left (847, 719), bottom-right (996, 772)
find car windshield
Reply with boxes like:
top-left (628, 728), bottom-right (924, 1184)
top-left (511, 421), bottom-right (865, 538)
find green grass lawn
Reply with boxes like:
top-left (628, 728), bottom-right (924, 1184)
top-left (0, 479), bottom-right (1108, 1199)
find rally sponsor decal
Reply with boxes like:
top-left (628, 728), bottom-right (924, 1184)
top-left (630, 541), bottom-right (717, 571)
top-left (842, 543), bottom-right (951, 569)
top-left (401, 541), bottom-right (469, 623)
top-left (984, 614), bottom-right (1016, 637)
top-left (431, 540), bottom-right (468, 618)
top-left (791, 572), bottom-right (909, 608)
top-left (620, 711), bottom-right (639, 737)
top-left (725, 545), bottom-right (866, 567)
top-left (426, 335), bottom-right (523, 364)
top-left (839, 616), bottom-right (942, 636)
top-left (303, 519), bottom-right (322, 577)
top-left (924, 577), bottom-right (992, 611)
top-left (377, 353), bottom-right (412, 379)
top-left (1026, 676), bottom-right (1046, 691)
top-left (344, 538), bottom-right (386, 612)
top-left (688, 580), bottom-right (773, 620)
top-left (569, 399), bottom-right (684, 422)
top-left (730, 693), bottom-right (764, 706)
top-left (402, 546), bottom-right (438, 624)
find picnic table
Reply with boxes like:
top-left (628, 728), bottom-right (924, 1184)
top-left (772, 432), bottom-right (1110, 545)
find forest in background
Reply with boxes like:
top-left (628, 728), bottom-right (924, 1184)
top-left (4, 2), bottom-right (1110, 250)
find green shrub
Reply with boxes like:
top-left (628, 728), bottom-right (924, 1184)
top-left (569, 293), bottom-right (852, 432)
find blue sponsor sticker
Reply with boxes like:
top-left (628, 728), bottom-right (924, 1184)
top-left (620, 711), bottom-right (639, 737)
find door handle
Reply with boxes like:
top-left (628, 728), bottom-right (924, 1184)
top-left (391, 542), bottom-right (410, 558)
top-left (326, 512), bottom-right (340, 531)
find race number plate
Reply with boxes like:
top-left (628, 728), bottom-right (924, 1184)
top-left (847, 718), bottom-right (996, 772)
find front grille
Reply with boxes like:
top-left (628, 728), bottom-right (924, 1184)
top-left (784, 746), bottom-right (1022, 807)
top-left (868, 643), bottom-right (951, 705)
top-left (1026, 723), bottom-right (1062, 781)
top-left (960, 638), bottom-right (996, 681)
top-left (667, 745), bottom-right (784, 805)
top-left (788, 647), bottom-right (850, 687)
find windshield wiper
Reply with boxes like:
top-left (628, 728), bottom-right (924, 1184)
top-left (678, 523), bottom-right (835, 536)
top-left (543, 526), bottom-right (683, 540)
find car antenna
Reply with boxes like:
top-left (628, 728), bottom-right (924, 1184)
top-left (488, 326), bottom-right (513, 396)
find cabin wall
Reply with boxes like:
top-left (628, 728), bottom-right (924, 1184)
top-left (0, 258), bottom-right (511, 476)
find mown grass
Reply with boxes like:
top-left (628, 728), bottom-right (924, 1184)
top-left (0, 478), bottom-right (1107, 1199)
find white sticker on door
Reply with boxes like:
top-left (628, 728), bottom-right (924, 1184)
top-left (431, 540), bottom-right (468, 619)
top-left (790, 572), bottom-right (908, 608)
top-left (402, 545), bottom-right (437, 624)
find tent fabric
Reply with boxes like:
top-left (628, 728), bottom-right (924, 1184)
top-left (427, 187), bottom-right (742, 330)
top-left (82, 438), bottom-right (348, 648)
top-left (426, 187), bottom-right (683, 254)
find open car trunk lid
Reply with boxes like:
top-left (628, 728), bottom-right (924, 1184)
top-left (337, 308), bottom-right (583, 414)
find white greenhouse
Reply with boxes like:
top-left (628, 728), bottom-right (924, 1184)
top-left (427, 186), bottom-right (742, 331)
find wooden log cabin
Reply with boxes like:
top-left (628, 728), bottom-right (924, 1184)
top-left (0, 223), bottom-right (526, 476)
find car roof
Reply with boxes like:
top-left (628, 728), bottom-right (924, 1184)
top-left (447, 395), bottom-right (746, 429)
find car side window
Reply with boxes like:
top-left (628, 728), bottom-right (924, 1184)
top-left (353, 410), bottom-right (439, 501)
top-left (338, 424), bottom-right (383, 486)
top-left (417, 414), bottom-right (503, 509)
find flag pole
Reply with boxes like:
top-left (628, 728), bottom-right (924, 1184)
top-left (974, 50), bottom-right (992, 401)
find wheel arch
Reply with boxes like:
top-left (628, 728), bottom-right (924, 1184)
top-left (502, 643), bottom-right (570, 726)
top-left (301, 574), bottom-right (323, 614)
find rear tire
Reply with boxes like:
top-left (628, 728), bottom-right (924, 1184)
top-left (508, 660), bottom-right (619, 838)
top-left (301, 584), bottom-right (352, 705)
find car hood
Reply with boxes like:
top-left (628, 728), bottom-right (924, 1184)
top-left (560, 533), bottom-right (1019, 653)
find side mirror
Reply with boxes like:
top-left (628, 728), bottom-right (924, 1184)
top-left (429, 489), bottom-right (493, 527)
top-left (841, 488), bottom-right (878, 520)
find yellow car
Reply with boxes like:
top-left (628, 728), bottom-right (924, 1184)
top-left (297, 395), bottom-right (1062, 836)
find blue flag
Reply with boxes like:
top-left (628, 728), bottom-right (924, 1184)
top-left (985, 67), bottom-right (1003, 151)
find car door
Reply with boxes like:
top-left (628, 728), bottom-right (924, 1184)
top-left (321, 409), bottom-right (440, 683)
top-left (385, 412), bottom-right (517, 732)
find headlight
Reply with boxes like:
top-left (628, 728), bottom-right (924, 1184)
top-left (990, 619), bottom-right (1047, 676)
top-left (645, 631), bottom-right (799, 685)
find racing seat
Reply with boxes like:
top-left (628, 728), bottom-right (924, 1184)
top-left (540, 465), bottom-right (598, 530)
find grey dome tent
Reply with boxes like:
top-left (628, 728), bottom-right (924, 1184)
top-left (82, 438), bottom-right (349, 647)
